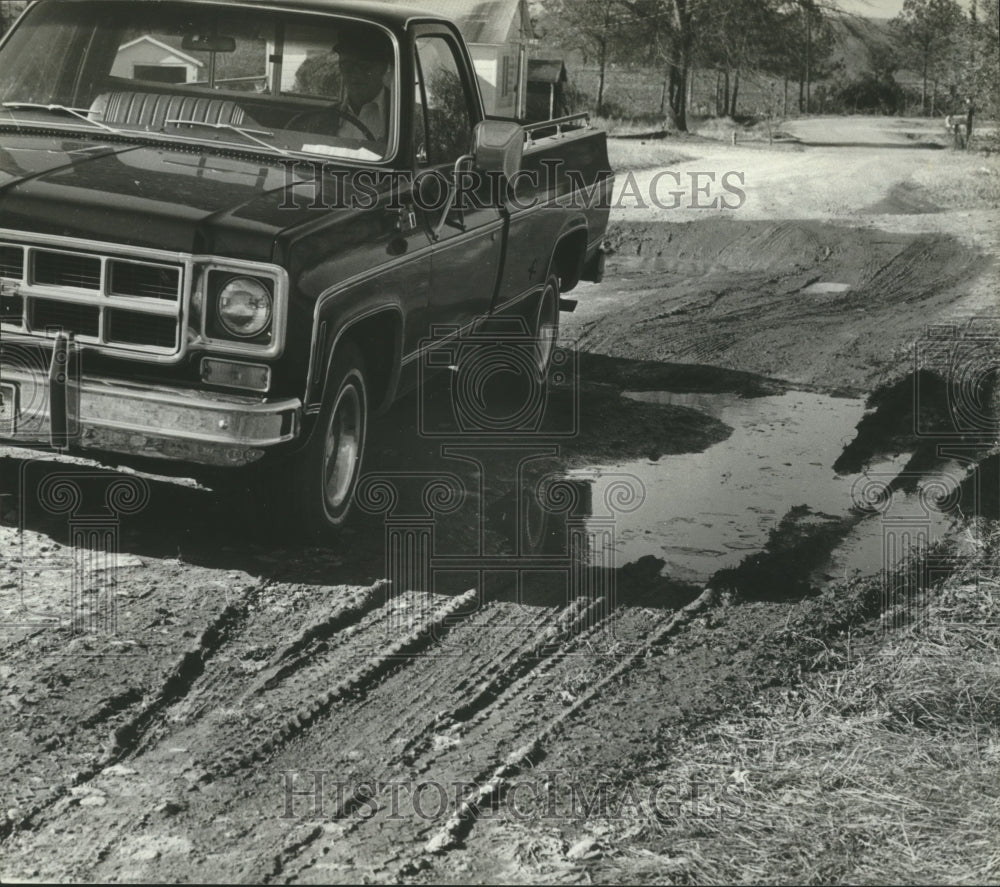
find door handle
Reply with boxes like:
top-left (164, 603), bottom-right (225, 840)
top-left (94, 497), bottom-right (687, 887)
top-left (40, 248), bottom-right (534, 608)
top-left (395, 207), bottom-right (417, 233)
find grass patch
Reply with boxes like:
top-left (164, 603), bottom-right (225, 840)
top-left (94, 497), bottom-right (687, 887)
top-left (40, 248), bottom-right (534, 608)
top-left (585, 523), bottom-right (1000, 884)
top-left (911, 151), bottom-right (1000, 211)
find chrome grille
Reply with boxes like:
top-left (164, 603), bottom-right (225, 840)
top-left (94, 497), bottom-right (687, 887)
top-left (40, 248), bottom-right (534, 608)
top-left (109, 260), bottom-right (180, 301)
top-left (105, 309), bottom-right (178, 348)
top-left (34, 250), bottom-right (101, 289)
top-left (0, 245), bottom-right (23, 279)
top-left (31, 298), bottom-right (101, 338)
top-left (0, 238), bottom-right (185, 358)
top-left (0, 291), bottom-right (22, 323)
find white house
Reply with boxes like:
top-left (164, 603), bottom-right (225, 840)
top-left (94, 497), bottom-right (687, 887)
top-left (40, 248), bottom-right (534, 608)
top-left (391, 0), bottom-right (535, 118)
top-left (110, 35), bottom-right (204, 84)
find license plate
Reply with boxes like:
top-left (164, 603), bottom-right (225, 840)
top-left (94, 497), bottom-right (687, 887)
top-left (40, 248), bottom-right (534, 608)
top-left (0, 382), bottom-right (17, 434)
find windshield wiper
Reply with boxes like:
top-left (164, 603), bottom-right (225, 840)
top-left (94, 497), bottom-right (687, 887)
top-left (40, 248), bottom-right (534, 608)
top-left (163, 118), bottom-right (295, 158)
top-left (1, 102), bottom-right (119, 133)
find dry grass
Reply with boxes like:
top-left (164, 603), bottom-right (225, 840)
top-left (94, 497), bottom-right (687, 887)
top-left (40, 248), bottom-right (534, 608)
top-left (600, 115), bottom-right (802, 174)
top-left (592, 524), bottom-right (1000, 884)
top-left (604, 138), bottom-right (694, 175)
top-left (911, 150), bottom-right (1000, 212)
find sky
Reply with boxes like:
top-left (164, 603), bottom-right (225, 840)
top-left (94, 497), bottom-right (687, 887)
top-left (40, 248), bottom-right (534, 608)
top-left (835, 0), bottom-right (905, 17)
top-left (836, 0), bottom-right (977, 16)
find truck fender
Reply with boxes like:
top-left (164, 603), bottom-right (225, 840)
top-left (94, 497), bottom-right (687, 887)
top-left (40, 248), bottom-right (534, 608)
top-left (310, 306), bottom-right (404, 419)
top-left (548, 224), bottom-right (590, 294)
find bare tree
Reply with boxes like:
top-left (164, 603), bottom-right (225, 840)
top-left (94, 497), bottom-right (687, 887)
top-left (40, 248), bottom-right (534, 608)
top-left (538, 0), bottom-right (632, 114)
top-left (698, 0), bottom-right (784, 117)
top-left (891, 0), bottom-right (964, 115)
top-left (952, 0), bottom-right (1000, 145)
top-left (621, 0), bottom-right (702, 130)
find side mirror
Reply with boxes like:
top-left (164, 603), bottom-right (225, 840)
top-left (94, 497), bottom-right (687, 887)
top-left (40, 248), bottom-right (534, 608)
top-left (472, 119), bottom-right (523, 180)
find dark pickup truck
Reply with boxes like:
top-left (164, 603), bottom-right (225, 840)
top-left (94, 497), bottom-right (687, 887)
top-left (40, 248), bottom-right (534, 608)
top-left (0, 0), bottom-right (613, 530)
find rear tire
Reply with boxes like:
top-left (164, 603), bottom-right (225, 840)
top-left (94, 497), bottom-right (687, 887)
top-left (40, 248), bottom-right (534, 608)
top-left (533, 274), bottom-right (560, 382)
top-left (448, 273), bottom-right (561, 437)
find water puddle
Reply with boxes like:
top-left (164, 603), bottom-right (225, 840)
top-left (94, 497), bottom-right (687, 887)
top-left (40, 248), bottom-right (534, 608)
top-left (802, 282), bottom-right (852, 296)
top-left (812, 460), bottom-right (966, 586)
top-left (568, 391), bottom-right (960, 586)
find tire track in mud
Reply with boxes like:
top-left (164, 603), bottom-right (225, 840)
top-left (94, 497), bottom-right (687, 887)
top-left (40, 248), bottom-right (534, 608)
top-left (1, 579), bottom-right (265, 842)
top-left (254, 598), bottom-right (610, 882)
top-left (262, 596), bottom-right (589, 786)
top-left (262, 596), bottom-right (617, 883)
top-left (0, 585), bottom-right (487, 881)
top-left (273, 593), bottom-right (714, 884)
top-left (416, 591), bottom-right (714, 860)
top-left (2, 576), bottom-right (384, 850)
top-left (209, 587), bottom-right (483, 777)
top-left (860, 235), bottom-right (967, 304)
top-left (134, 580), bottom-right (387, 756)
top-left (107, 595), bottom-right (254, 760)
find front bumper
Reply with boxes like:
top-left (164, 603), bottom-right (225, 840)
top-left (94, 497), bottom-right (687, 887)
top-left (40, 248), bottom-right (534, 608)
top-left (0, 358), bottom-right (301, 468)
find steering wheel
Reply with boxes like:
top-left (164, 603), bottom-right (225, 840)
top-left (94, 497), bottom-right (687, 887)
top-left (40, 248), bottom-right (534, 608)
top-left (285, 104), bottom-right (377, 142)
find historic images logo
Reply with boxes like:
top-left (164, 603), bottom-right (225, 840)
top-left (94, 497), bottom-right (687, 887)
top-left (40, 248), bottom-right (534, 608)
top-left (277, 159), bottom-right (746, 213)
top-left (279, 770), bottom-right (748, 824)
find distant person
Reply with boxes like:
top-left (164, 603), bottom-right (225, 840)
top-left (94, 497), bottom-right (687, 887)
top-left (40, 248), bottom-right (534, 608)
top-left (945, 113), bottom-right (966, 150)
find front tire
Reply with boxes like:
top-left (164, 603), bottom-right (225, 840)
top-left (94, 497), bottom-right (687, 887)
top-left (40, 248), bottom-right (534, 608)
top-left (293, 343), bottom-right (368, 533)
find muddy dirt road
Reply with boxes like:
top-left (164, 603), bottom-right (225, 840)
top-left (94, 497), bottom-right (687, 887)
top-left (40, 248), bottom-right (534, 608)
top-left (1, 116), bottom-right (998, 883)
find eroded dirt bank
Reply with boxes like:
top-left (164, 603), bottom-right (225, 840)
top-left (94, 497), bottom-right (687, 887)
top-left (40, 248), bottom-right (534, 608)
top-left (568, 217), bottom-right (991, 393)
top-left (2, 117), bottom-right (999, 883)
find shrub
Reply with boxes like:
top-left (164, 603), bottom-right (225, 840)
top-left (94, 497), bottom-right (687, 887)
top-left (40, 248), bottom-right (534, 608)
top-left (838, 72), bottom-right (904, 114)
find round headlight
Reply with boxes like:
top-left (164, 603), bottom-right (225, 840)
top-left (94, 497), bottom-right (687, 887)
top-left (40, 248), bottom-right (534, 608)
top-left (216, 277), bottom-right (272, 338)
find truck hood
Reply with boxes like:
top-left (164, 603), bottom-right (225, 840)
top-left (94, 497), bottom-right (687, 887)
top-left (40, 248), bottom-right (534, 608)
top-left (0, 131), bottom-right (341, 261)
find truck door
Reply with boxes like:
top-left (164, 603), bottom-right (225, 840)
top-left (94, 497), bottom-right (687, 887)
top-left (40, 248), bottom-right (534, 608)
top-left (411, 30), bottom-right (504, 337)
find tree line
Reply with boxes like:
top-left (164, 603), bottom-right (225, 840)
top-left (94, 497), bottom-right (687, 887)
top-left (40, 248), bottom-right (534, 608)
top-left (537, 0), bottom-right (1000, 132)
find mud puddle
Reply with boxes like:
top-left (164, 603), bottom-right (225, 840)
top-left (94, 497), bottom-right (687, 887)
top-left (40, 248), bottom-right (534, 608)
top-left (567, 390), bottom-right (960, 587)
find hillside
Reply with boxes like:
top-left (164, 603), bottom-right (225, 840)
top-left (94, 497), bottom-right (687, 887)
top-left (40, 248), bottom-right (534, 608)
top-left (830, 14), bottom-right (924, 88)
top-left (535, 9), bottom-right (939, 120)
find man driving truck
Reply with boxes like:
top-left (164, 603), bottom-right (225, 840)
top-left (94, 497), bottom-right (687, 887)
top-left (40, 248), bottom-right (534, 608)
top-left (332, 24), bottom-right (393, 142)
top-left (288, 23), bottom-right (393, 144)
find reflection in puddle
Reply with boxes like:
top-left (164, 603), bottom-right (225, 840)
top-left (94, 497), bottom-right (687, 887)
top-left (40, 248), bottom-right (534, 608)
top-left (568, 391), bottom-right (959, 586)
top-left (815, 461), bottom-right (965, 586)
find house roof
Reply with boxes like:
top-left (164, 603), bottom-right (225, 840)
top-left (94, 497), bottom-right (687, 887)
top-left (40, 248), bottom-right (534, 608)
top-left (385, 0), bottom-right (533, 45)
top-left (528, 57), bottom-right (566, 84)
top-left (117, 35), bottom-right (205, 67)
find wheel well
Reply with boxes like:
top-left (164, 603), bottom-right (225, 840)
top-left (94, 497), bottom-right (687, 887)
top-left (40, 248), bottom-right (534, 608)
top-left (552, 228), bottom-right (588, 293)
top-left (335, 311), bottom-right (401, 414)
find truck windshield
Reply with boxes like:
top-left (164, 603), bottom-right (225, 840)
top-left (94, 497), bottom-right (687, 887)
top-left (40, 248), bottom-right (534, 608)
top-left (0, 0), bottom-right (398, 163)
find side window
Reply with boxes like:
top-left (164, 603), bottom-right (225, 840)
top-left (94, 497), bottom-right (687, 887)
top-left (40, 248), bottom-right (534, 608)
top-left (281, 22), bottom-right (346, 98)
top-left (413, 35), bottom-right (473, 166)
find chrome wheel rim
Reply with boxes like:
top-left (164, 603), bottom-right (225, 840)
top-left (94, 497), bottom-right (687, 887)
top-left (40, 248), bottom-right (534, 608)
top-left (323, 383), bottom-right (361, 511)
